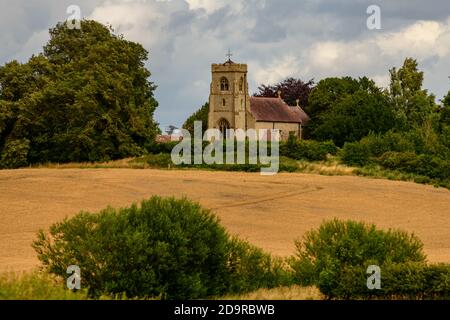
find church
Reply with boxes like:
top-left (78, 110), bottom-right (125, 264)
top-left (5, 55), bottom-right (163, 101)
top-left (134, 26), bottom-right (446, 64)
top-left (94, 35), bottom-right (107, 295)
top-left (208, 57), bottom-right (310, 141)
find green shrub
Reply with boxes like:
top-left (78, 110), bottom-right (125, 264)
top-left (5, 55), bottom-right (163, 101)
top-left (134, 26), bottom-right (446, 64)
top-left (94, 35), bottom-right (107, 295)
top-left (33, 196), bottom-right (291, 299)
top-left (321, 141), bottom-right (339, 156)
top-left (290, 220), bottom-right (426, 289)
top-left (341, 131), bottom-right (415, 167)
top-left (281, 138), bottom-right (336, 161)
top-left (226, 238), bottom-right (294, 294)
top-left (365, 131), bottom-right (415, 156)
top-left (145, 153), bottom-right (173, 168)
top-left (340, 130), bottom-right (450, 187)
top-left (340, 142), bottom-right (371, 166)
top-left (378, 152), bottom-right (449, 181)
top-left (33, 196), bottom-right (231, 299)
top-left (0, 138), bottom-right (30, 169)
top-left (317, 262), bottom-right (450, 300)
top-left (278, 156), bottom-right (299, 172)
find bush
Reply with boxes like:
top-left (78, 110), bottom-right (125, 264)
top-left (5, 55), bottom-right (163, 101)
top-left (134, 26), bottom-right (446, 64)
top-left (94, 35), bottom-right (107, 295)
top-left (145, 153), bottom-right (173, 168)
top-left (320, 141), bottom-right (339, 156)
top-left (341, 131), bottom-right (416, 167)
top-left (378, 152), bottom-right (450, 181)
top-left (33, 196), bottom-right (231, 299)
top-left (340, 142), bottom-right (371, 166)
top-left (281, 137), bottom-right (337, 161)
top-left (340, 130), bottom-right (450, 187)
top-left (0, 138), bottom-right (30, 169)
top-left (290, 220), bottom-right (426, 289)
top-left (226, 238), bottom-right (294, 294)
top-left (33, 196), bottom-right (290, 299)
top-left (316, 262), bottom-right (450, 300)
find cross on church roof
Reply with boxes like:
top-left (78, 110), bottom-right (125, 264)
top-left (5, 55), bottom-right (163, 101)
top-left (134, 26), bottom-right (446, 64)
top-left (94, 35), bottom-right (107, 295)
top-left (226, 49), bottom-right (233, 62)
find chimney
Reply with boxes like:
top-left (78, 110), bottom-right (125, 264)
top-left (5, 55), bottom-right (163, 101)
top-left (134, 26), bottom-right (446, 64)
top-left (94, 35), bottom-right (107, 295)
top-left (277, 90), bottom-right (282, 99)
top-left (296, 99), bottom-right (300, 107)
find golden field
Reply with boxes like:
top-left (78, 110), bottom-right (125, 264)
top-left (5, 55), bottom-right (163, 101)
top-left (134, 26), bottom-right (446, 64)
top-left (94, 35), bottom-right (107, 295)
top-left (0, 168), bottom-right (449, 273)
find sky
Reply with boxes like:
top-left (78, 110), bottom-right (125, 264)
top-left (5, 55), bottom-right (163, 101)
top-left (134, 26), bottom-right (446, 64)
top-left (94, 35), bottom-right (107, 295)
top-left (1, 0), bottom-right (450, 130)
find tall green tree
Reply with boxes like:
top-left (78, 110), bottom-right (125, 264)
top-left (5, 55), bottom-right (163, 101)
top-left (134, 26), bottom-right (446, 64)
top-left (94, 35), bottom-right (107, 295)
top-left (305, 77), bottom-right (362, 124)
top-left (305, 77), bottom-right (399, 146)
top-left (389, 58), bottom-right (437, 127)
top-left (0, 20), bottom-right (159, 168)
top-left (183, 102), bottom-right (209, 135)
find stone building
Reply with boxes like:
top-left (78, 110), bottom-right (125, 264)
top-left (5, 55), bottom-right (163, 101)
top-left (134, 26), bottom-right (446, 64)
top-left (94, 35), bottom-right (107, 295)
top-left (208, 58), bottom-right (310, 141)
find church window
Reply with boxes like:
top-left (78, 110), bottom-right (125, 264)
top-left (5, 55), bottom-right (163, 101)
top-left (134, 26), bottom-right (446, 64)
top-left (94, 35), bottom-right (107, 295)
top-left (220, 77), bottom-right (229, 91)
top-left (218, 118), bottom-right (230, 137)
top-left (222, 98), bottom-right (226, 106)
top-left (239, 77), bottom-right (244, 91)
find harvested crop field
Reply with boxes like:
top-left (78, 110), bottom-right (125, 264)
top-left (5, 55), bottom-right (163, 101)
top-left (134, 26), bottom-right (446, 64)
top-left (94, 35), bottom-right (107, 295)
top-left (0, 168), bottom-right (449, 272)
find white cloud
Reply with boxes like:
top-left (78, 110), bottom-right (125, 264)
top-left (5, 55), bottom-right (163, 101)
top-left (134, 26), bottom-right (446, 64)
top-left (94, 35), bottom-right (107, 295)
top-left (377, 19), bottom-right (450, 59)
top-left (250, 54), bottom-right (303, 85)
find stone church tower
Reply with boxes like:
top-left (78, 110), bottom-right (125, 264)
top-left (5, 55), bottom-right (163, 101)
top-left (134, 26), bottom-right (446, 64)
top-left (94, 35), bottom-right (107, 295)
top-left (208, 58), bottom-right (251, 135)
top-left (207, 56), bottom-right (310, 140)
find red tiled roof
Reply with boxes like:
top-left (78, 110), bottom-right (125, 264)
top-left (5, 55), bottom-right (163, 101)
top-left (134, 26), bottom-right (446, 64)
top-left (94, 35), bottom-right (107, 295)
top-left (249, 97), bottom-right (310, 123)
top-left (155, 135), bottom-right (182, 143)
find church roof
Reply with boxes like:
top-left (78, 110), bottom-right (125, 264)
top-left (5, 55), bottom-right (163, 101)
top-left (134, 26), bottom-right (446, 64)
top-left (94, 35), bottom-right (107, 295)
top-left (249, 97), bottom-right (310, 123)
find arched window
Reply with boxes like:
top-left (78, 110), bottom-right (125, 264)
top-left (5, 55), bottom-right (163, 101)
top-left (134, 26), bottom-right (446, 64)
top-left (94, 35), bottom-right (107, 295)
top-left (239, 77), bottom-right (244, 92)
top-left (222, 98), bottom-right (226, 106)
top-left (218, 118), bottom-right (230, 137)
top-left (220, 77), bottom-right (229, 91)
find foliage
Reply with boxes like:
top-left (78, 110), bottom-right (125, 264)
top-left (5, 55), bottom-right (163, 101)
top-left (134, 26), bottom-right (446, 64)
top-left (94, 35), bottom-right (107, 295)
top-left (340, 127), bottom-right (450, 185)
top-left (340, 130), bottom-right (417, 166)
top-left (33, 196), bottom-right (291, 299)
top-left (281, 135), bottom-right (337, 161)
top-left (378, 152), bottom-right (449, 181)
top-left (305, 77), bottom-right (400, 146)
top-left (254, 77), bottom-right (315, 107)
top-left (290, 219), bottom-right (426, 289)
top-left (0, 20), bottom-right (159, 168)
top-left (226, 237), bottom-right (294, 294)
top-left (33, 196), bottom-right (231, 299)
top-left (182, 102), bottom-right (209, 135)
top-left (389, 58), bottom-right (437, 128)
top-left (316, 262), bottom-right (450, 300)
top-left (340, 141), bottom-right (371, 166)
top-left (0, 138), bottom-right (30, 169)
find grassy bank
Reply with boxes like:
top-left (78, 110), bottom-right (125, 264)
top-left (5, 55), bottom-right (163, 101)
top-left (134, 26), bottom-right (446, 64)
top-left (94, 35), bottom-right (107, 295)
top-left (0, 271), bottom-right (322, 300)
top-left (0, 272), bottom-right (89, 300)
